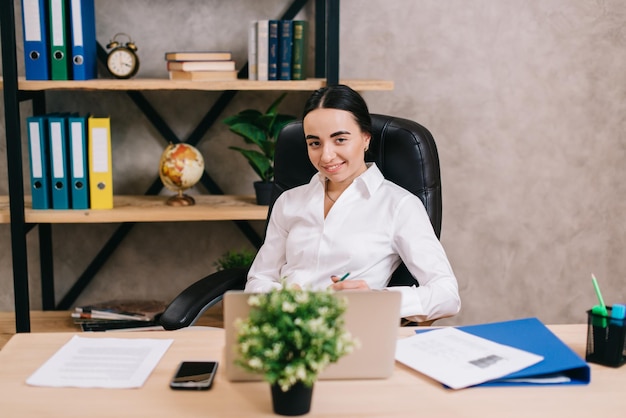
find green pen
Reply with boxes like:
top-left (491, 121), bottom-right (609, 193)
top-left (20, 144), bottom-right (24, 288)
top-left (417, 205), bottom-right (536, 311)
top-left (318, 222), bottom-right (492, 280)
top-left (591, 274), bottom-right (608, 328)
top-left (338, 272), bottom-right (351, 282)
top-left (591, 274), bottom-right (608, 316)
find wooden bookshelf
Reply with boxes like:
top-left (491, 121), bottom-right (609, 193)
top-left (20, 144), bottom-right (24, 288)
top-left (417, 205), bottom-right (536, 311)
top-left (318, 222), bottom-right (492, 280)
top-left (0, 195), bottom-right (268, 224)
top-left (0, 304), bottom-right (225, 349)
top-left (0, 0), bottom-right (394, 331)
top-left (0, 77), bottom-right (394, 92)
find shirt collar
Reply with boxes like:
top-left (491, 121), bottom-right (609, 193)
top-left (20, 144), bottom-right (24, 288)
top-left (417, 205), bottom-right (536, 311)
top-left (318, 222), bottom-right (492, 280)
top-left (314, 163), bottom-right (385, 197)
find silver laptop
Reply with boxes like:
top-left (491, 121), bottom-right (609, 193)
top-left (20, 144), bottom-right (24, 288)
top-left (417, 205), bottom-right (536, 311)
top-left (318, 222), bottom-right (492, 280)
top-left (223, 290), bottom-right (402, 381)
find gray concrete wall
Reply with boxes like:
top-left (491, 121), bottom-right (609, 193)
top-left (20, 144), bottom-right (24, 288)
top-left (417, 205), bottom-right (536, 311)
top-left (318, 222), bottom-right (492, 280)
top-left (1, 0), bottom-right (625, 326)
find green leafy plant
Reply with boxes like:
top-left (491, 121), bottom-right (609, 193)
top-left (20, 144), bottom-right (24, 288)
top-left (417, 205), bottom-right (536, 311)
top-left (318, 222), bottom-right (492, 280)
top-left (223, 93), bottom-right (297, 183)
top-left (214, 249), bottom-right (256, 271)
top-left (234, 283), bottom-right (359, 392)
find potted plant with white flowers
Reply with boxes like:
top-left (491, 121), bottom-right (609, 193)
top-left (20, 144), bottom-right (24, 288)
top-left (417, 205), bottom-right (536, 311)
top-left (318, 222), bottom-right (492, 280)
top-left (234, 284), bottom-right (358, 416)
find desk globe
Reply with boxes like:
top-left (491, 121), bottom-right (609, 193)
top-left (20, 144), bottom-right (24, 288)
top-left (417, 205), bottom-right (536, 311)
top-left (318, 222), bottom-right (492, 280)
top-left (159, 143), bottom-right (204, 206)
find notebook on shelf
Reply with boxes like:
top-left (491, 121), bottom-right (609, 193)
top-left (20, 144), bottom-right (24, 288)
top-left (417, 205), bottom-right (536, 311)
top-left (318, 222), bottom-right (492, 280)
top-left (223, 290), bottom-right (402, 381)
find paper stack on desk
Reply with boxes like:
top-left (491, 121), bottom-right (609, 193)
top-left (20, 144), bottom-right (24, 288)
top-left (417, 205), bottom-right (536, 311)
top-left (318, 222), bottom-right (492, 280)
top-left (396, 317), bottom-right (590, 389)
top-left (396, 327), bottom-right (543, 389)
top-left (26, 336), bottom-right (173, 388)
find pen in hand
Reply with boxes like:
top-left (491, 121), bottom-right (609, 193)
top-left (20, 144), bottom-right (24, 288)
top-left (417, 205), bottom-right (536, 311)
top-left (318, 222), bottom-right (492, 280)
top-left (337, 272), bottom-right (351, 282)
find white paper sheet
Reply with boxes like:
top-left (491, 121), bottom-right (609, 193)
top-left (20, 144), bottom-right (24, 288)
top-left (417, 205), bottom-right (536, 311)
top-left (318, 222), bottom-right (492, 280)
top-left (395, 328), bottom-right (543, 389)
top-left (26, 336), bottom-right (173, 388)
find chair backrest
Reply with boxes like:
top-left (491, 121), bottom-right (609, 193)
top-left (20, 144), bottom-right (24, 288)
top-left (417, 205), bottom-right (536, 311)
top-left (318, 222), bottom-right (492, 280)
top-left (270, 114), bottom-right (442, 288)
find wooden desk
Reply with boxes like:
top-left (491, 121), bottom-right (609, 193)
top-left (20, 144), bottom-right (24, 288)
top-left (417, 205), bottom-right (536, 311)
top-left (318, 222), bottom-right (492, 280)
top-left (0, 325), bottom-right (623, 417)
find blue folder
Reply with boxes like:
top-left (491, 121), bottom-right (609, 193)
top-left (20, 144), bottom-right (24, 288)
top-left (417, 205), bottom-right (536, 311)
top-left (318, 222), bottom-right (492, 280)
top-left (21, 0), bottom-right (50, 80)
top-left (67, 114), bottom-right (89, 209)
top-left (418, 317), bottom-right (590, 387)
top-left (68, 0), bottom-right (97, 80)
top-left (48, 115), bottom-right (70, 209)
top-left (26, 115), bottom-right (51, 209)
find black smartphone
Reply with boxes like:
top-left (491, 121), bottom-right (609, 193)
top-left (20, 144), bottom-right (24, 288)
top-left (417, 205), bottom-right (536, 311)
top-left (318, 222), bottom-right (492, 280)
top-left (170, 361), bottom-right (218, 390)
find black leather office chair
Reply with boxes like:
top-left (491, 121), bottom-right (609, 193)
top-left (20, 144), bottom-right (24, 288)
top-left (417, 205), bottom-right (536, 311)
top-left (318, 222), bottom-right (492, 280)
top-left (159, 114), bottom-right (442, 330)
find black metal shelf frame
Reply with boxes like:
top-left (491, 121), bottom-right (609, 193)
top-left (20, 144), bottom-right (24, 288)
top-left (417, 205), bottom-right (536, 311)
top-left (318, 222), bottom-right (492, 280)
top-left (1, 0), bottom-right (341, 332)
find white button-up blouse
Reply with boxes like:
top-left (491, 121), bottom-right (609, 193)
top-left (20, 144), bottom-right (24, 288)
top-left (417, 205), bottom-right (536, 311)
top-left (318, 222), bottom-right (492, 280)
top-left (245, 163), bottom-right (460, 322)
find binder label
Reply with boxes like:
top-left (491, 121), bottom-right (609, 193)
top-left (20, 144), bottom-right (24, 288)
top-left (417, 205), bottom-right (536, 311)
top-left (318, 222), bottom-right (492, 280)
top-left (92, 128), bottom-right (109, 172)
top-left (51, 0), bottom-right (65, 47)
top-left (23, 0), bottom-right (43, 41)
top-left (50, 121), bottom-right (65, 178)
top-left (28, 122), bottom-right (44, 178)
top-left (70, 0), bottom-right (83, 45)
top-left (71, 122), bottom-right (85, 177)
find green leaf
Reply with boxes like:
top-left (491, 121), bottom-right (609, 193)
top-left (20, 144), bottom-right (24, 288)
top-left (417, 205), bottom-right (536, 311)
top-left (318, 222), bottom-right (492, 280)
top-left (228, 123), bottom-right (267, 147)
top-left (214, 249), bottom-right (256, 271)
top-left (270, 114), bottom-right (297, 139)
top-left (223, 93), bottom-right (296, 182)
top-left (265, 93), bottom-right (288, 116)
top-left (223, 110), bottom-right (263, 127)
top-left (229, 147), bottom-right (273, 181)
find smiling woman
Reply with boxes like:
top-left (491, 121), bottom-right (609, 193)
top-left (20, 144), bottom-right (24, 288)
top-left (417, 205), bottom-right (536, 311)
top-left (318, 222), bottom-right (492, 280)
top-left (304, 107), bottom-right (371, 212)
top-left (243, 85), bottom-right (461, 324)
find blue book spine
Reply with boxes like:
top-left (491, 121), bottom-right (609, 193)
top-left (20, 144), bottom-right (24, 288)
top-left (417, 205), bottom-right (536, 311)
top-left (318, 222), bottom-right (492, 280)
top-left (21, 0), bottom-right (50, 80)
top-left (68, 115), bottom-right (90, 209)
top-left (278, 20), bottom-right (293, 80)
top-left (26, 115), bottom-right (52, 209)
top-left (48, 115), bottom-right (71, 209)
top-left (69, 0), bottom-right (97, 80)
top-left (268, 20), bottom-right (279, 80)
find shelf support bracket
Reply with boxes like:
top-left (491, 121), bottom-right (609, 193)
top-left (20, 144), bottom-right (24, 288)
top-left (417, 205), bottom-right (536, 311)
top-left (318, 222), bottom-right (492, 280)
top-left (1, 0), bottom-right (31, 332)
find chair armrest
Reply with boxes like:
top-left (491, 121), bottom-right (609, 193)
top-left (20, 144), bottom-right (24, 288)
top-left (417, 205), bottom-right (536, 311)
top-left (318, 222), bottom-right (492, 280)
top-left (159, 267), bottom-right (248, 330)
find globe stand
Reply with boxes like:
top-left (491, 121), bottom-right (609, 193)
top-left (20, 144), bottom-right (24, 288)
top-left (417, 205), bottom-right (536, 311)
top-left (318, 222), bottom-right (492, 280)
top-left (166, 190), bottom-right (195, 206)
top-left (159, 143), bottom-right (204, 207)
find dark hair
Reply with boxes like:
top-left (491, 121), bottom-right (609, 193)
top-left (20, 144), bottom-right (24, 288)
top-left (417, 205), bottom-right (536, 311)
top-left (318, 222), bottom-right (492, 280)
top-left (302, 84), bottom-right (372, 135)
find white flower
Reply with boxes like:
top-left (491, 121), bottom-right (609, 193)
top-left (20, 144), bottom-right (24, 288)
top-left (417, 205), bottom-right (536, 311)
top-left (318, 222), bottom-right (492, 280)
top-left (305, 317), bottom-right (324, 332)
top-left (248, 357), bottom-right (263, 369)
top-left (317, 306), bottom-right (329, 316)
top-left (295, 364), bottom-right (307, 380)
top-left (294, 292), bottom-right (310, 304)
top-left (282, 301), bottom-right (296, 313)
top-left (247, 295), bottom-right (261, 306)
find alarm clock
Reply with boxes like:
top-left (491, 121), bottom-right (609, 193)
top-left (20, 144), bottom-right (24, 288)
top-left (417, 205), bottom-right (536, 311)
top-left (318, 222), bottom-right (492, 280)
top-left (105, 33), bottom-right (139, 79)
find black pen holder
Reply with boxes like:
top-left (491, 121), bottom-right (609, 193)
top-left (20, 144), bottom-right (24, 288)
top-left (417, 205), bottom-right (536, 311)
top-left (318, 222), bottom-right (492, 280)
top-left (586, 306), bottom-right (626, 367)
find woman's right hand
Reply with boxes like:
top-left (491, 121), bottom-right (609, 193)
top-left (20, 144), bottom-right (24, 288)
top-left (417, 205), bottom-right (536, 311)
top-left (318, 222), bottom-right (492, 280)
top-left (329, 275), bottom-right (370, 291)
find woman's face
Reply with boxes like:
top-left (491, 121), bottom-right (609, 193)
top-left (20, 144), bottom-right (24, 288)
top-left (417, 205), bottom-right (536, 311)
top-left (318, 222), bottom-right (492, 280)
top-left (303, 108), bottom-right (370, 185)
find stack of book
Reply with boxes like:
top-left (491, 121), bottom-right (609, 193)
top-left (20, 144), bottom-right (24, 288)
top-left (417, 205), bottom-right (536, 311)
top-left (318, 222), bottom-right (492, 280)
top-left (71, 299), bottom-right (167, 332)
top-left (165, 51), bottom-right (238, 81)
top-left (248, 20), bottom-right (308, 81)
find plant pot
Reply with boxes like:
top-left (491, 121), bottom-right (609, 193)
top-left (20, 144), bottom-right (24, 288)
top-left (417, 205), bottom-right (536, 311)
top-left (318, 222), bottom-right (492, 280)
top-left (254, 181), bottom-right (274, 205)
top-left (270, 381), bottom-right (314, 416)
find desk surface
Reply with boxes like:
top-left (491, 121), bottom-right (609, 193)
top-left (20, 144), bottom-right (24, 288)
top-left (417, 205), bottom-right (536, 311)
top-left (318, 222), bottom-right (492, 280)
top-left (0, 325), bottom-right (623, 417)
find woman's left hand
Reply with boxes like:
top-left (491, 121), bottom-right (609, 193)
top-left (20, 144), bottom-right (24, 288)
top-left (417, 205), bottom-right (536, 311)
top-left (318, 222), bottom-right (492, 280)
top-left (329, 275), bottom-right (370, 291)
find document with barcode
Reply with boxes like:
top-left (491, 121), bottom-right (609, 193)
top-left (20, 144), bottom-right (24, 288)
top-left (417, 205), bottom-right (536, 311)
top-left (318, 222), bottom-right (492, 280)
top-left (395, 327), bottom-right (543, 389)
top-left (26, 336), bottom-right (173, 388)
